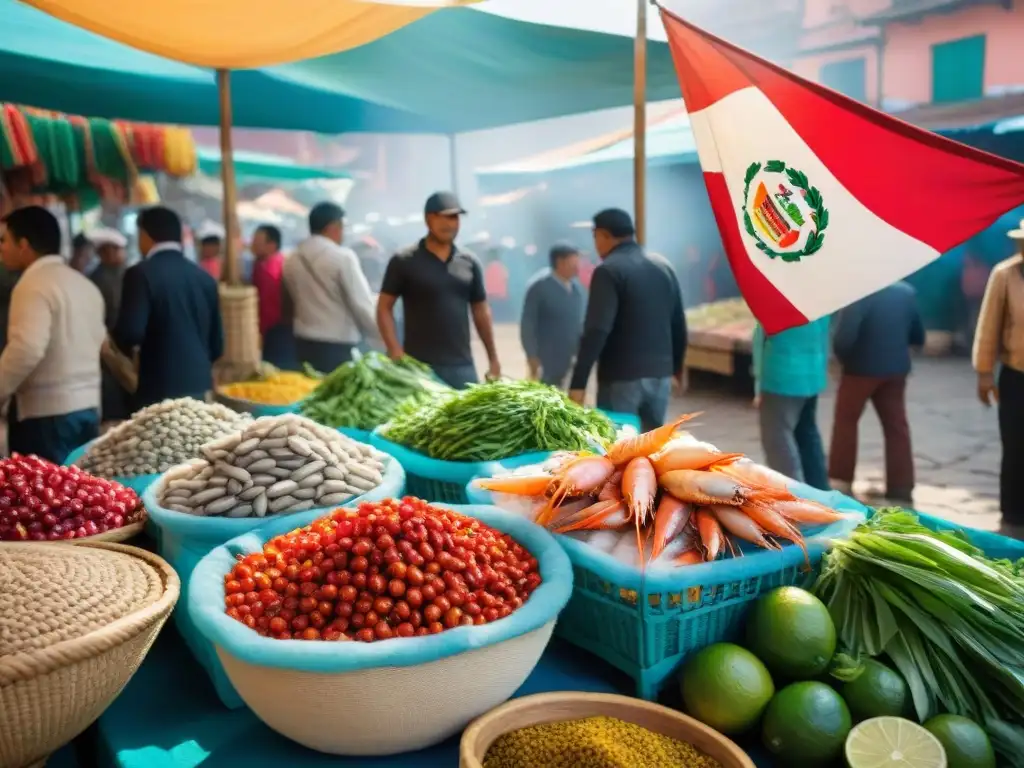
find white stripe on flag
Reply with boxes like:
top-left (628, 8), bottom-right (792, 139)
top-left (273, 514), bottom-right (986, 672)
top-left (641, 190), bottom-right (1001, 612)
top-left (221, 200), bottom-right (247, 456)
top-left (688, 87), bottom-right (940, 319)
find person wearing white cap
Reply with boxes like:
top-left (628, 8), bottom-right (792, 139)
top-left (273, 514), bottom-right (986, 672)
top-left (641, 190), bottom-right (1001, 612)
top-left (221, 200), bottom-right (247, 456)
top-left (196, 220), bottom-right (225, 281)
top-left (973, 219), bottom-right (1024, 535)
top-left (88, 227), bottom-right (129, 331)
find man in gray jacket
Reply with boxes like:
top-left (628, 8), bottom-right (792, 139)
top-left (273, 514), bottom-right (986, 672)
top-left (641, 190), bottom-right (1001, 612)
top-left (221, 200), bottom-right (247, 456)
top-left (520, 243), bottom-right (586, 388)
top-left (282, 202), bottom-right (378, 373)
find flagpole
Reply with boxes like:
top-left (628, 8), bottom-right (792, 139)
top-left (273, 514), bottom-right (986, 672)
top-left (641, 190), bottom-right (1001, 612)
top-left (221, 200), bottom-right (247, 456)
top-left (633, 0), bottom-right (648, 245)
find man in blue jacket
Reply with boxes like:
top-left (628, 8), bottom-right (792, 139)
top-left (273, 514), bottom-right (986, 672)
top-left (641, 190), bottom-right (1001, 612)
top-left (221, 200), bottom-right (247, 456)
top-left (829, 281), bottom-right (926, 505)
top-left (112, 206), bottom-right (223, 408)
top-left (520, 243), bottom-right (586, 388)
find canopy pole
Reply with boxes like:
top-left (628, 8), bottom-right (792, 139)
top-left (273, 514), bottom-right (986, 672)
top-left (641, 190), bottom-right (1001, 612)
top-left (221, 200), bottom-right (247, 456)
top-left (448, 133), bottom-right (459, 196)
top-left (633, 0), bottom-right (648, 245)
top-left (217, 69), bottom-right (241, 285)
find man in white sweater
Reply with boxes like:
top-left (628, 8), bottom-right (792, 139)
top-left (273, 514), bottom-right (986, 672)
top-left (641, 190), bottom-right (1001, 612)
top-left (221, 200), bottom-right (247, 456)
top-left (282, 202), bottom-right (378, 373)
top-left (0, 207), bottom-right (106, 462)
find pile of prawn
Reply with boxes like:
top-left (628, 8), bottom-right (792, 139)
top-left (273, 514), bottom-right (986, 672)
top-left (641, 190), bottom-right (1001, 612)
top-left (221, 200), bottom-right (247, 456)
top-left (473, 412), bottom-right (849, 569)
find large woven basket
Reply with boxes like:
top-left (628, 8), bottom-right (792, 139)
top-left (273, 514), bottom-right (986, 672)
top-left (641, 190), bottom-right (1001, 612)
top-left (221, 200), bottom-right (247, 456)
top-left (214, 284), bottom-right (261, 385)
top-left (0, 541), bottom-right (180, 768)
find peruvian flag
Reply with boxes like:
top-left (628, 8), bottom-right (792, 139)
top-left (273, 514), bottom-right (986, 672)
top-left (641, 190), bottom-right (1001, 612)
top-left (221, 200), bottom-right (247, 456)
top-left (660, 7), bottom-right (1024, 333)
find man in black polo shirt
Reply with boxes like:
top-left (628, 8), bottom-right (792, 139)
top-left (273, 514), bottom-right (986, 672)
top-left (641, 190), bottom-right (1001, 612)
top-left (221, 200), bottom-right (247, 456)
top-left (376, 192), bottom-right (501, 389)
top-left (568, 209), bottom-right (687, 432)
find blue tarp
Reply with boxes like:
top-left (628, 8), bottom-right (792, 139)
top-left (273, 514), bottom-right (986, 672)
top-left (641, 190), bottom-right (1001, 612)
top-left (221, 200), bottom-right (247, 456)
top-left (1, 2), bottom-right (680, 134)
top-left (195, 148), bottom-right (351, 183)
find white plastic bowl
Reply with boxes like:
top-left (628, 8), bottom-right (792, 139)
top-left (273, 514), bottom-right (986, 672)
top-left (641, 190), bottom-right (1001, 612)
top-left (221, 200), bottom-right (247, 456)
top-left (188, 503), bottom-right (573, 755)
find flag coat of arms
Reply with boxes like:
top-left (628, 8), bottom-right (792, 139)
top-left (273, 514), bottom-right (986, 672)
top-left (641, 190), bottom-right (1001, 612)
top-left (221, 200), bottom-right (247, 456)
top-left (659, 7), bottom-right (1024, 334)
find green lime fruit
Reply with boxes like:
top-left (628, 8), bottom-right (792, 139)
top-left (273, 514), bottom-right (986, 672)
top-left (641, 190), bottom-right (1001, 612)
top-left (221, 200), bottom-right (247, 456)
top-left (762, 681), bottom-right (851, 765)
top-left (924, 714), bottom-right (995, 768)
top-left (680, 642), bottom-right (775, 735)
top-left (745, 586), bottom-right (836, 679)
top-left (840, 659), bottom-right (910, 722)
top-left (846, 716), bottom-right (947, 768)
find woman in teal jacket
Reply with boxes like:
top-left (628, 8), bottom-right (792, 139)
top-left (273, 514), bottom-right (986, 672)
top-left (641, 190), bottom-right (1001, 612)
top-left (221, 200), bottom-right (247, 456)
top-left (752, 316), bottom-right (831, 490)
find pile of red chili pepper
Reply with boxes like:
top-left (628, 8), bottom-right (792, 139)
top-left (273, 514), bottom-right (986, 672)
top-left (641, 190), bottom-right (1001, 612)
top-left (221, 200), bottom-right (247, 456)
top-left (224, 497), bottom-right (542, 642)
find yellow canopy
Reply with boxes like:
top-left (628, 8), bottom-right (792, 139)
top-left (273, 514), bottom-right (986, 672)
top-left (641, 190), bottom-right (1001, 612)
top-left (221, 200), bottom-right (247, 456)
top-left (19, 0), bottom-right (479, 68)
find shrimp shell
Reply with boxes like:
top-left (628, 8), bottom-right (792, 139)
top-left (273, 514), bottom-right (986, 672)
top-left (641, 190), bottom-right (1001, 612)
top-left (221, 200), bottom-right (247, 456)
top-left (773, 499), bottom-right (846, 525)
top-left (554, 499), bottom-right (630, 533)
top-left (650, 438), bottom-right (745, 475)
top-left (537, 455), bottom-right (615, 526)
top-left (604, 412), bottom-right (702, 465)
top-left (694, 508), bottom-right (724, 561)
top-left (597, 470), bottom-right (624, 502)
top-left (742, 501), bottom-right (809, 564)
top-left (715, 459), bottom-right (791, 492)
top-left (650, 494), bottom-right (692, 562)
top-left (474, 474), bottom-right (552, 497)
top-left (708, 504), bottom-right (779, 550)
top-left (623, 456), bottom-right (658, 569)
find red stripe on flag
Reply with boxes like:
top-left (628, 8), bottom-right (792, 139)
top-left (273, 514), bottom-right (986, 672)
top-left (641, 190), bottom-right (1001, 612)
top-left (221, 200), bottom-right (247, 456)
top-left (703, 172), bottom-right (807, 334)
top-left (661, 8), bottom-right (1024, 256)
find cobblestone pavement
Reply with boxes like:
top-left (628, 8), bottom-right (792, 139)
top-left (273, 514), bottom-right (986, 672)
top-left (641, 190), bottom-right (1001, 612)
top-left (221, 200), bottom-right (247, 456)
top-left (475, 323), bottom-right (1002, 530)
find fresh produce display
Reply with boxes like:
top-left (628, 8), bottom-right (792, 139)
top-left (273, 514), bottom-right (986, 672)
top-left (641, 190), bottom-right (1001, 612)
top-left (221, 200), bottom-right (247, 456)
top-left (680, 643), bottom-right (774, 735)
top-left (158, 414), bottom-right (386, 518)
top-left (745, 586), bottom-right (836, 679)
top-left (382, 378), bottom-right (616, 462)
top-left (222, 496), bottom-right (542, 641)
top-left (845, 717), bottom-right (947, 768)
top-left (218, 371), bottom-right (321, 405)
top-left (924, 714), bottom-right (997, 768)
top-left (481, 716), bottom-right (723, 768)
top-left (761, 682), bottom-right (851, 765)
top-left (475, 417), bottom-right (849, 568)
top-left (300, 352), bottom-right (451, 430)
top-left (813, 508), bottom-right (1024, 763)
top-left (685, 297), bottom-right (752, 329)
top-left (0, 453), bottom-right (144, 540)
top-left (75, 397), bottom-right (251, 478)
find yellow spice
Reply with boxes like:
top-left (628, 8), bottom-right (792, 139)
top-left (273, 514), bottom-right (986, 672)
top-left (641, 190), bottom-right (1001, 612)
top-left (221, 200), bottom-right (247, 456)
top-left (219, 372), bottom-right (319, 405)
top-left (482, 715), bottom-right (724, 768)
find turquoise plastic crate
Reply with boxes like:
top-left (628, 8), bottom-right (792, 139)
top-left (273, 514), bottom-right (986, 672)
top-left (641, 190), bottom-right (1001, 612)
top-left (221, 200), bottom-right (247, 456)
top-left (213, 391), bottom-right (303, 418)
top-left (598, 409), bottom-right (641, 434)
top-left (338, 426), bottom-right (372, 443)
top-left (369, 427), bottom-right (550, 504)
top-left (66, 441), bottom-right (162, 543)
top-left (468, 480), bottom-right (866, 700)
top-left (143, 456), bottom-right (405, 709)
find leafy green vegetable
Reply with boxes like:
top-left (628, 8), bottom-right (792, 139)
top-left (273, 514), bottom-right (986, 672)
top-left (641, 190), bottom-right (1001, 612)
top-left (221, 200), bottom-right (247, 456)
top-left (813, 508), bottom-right (1024, 766)
top-left (381, 378), bottom-right (616, 462)
top-left (300, 352), bottom-right (451, 430)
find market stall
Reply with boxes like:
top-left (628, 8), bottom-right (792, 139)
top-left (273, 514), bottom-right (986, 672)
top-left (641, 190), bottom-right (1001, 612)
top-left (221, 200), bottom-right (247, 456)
top-left (685, 298), bottom-right (756, 377)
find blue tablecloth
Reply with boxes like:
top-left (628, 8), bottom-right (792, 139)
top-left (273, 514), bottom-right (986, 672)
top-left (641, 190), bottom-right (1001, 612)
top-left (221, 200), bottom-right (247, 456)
top-left (96, 630), bottom-right (637, 767)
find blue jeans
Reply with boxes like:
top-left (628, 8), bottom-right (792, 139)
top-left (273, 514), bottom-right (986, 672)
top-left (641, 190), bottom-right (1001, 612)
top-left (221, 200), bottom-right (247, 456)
top-left (431, 363), bottom-right (478, 390)
top-left (8, 403), bottom-right (99, 464)
top-left (294, 338), bottom-right (354, 375)
top-left (759, 393), bottom-right (829, 490)
top-left (597, 377), bottom-right (671, 433)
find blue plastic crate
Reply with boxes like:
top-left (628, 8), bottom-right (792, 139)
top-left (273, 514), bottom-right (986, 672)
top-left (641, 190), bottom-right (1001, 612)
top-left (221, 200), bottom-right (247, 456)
top-left (468, 480), bottom-right (866, 700)
top-left (599, 409), bottom-right (641, 434)
top-left (66, 441), bottom-right (162, 543)
top-left (370, 427), bottom-right (550, 504)
top-left (144, 456), bottom-right (405, 709)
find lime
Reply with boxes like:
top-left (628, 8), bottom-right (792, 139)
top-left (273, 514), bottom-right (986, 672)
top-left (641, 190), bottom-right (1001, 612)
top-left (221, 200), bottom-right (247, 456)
top-left (924, 714), bottom-right (995, 768)
top-left (680, 642), bottom-right (775, 735)
top-left (745, 586), bottom-right (836, 679)
top-left (841, 659), bottom-right (910, 722)
top-left (762, 681), bottom-right (851, 765)
top-left (846, 716), bottom-right (947, 767)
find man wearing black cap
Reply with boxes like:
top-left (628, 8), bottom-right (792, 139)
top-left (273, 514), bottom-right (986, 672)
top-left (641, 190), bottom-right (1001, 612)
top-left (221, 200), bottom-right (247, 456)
top-left (568, 208), bottom-right (687, 432)
top-left (520, 242), bottom-right (586, 388)
top-left (377, 191), bottom-right (500, 389)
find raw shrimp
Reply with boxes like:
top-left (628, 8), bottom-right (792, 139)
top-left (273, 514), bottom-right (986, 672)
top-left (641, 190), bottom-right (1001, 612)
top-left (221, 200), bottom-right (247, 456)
top-left (708, 504), bottom-right (779, 550)
top-left (597, 470), bottom-right (624, 502)
top-left (673, 548), bottom-right (704, 566)
top-left (474, 474), bottom-right (552, 497)
top-left (659, 469), bottom-right (792, 507)
top-left (649, 494), bottom-right (693, 562)
top-left (694, 508), bottom-right (724, 561)
top-left (554, 499), bottom-right (630, 533)
top-left (741, 501), bottom-right (809, 563)
top-left (537, 455), bottom-right (616, 525)
top-left (604, 412), bottom-right (702, 466)
top-left (623, 456), bottom-right (658, 568)
top-left (773, 499), bottom-right (846, 525)
top-left (650, 438), bottom-right (744, 475)
top-left (715, 459), bottom-right (791, 492)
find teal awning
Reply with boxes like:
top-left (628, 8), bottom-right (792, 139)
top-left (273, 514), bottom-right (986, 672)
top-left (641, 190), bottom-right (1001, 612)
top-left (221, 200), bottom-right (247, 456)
top-left (478, 112), bottom-right (697, 179)
top-left (1, 1), bottom-right (680, 134)
top-left (195, 147), bottom-right (351, 183)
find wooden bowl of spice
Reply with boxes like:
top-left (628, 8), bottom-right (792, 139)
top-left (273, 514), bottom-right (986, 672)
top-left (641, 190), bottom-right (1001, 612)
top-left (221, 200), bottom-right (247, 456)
top-left (460, 691), bottom-right (755, 768)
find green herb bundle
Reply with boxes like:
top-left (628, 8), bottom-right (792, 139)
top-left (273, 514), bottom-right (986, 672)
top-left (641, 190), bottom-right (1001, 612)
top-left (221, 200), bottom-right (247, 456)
top-left (300, 353), bottom-right (451, 430)
top-left (813, 508), bottom-right (1024, 765)
top-left (381, 378), bottom-right (616, 462)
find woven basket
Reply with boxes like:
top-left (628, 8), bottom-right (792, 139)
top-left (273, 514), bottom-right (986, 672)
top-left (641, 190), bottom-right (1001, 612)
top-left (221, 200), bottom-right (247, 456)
top-left (460, 692), bottom-right (756, 768)
top-left (0, 541), bottom-right (180, 768)
top-left (214, 285), bottom-right (261, 386)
